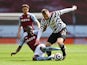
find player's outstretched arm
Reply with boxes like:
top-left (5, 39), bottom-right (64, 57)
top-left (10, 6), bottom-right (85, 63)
top-left (34, 28), bottom-right (43, 46)
top-left (59, 5), bottom-right (77, 15)
top-left (11, 46), bottom-right (22, 56)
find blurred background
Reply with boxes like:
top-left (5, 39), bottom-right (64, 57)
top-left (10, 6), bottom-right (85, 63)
top-left (0, 0), bottom-right (87, 44)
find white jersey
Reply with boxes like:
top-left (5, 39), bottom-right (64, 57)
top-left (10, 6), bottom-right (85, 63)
top-left (41, 8), bottom-right (76, 33)
top-left (41, 11), bottom-right (66, 33)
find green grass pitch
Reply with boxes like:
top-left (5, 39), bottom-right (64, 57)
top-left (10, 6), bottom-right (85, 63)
top-left (0, 44), bottom-right (87, 65)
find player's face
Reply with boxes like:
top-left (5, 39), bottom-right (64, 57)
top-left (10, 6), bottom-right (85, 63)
top-left (29, 29), bottom-right (34, 36)
top-left (26, 26), bottom-right (34, 36)
top-left (22, 7), bottom-right (29, 14)
top-left (42, 11), bottom-right (50, 20)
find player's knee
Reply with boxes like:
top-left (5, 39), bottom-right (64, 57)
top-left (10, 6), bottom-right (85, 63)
top-left (57, 38), bottom-right (64, 44)
top-left (40, 47), bottom-right (45, 52)
top-left (45, 42), bottom-right (52, 47)
top-left (39, 44), bottom-right (46, 52)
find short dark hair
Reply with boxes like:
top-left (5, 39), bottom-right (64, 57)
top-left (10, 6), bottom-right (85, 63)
top-left (22, 4), bottom-right (30, 8)
top-left (41, 9), bottom-right (49, 14)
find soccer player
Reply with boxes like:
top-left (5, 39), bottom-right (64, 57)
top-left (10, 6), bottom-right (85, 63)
top-left (17, 4), bottom-right (40, 41)
top-left (35, 5), bottom-right (77, 59)
top-left (11, 26), bottom-right (39, 56)
top-left (11, 26), bottom-right (60, 61)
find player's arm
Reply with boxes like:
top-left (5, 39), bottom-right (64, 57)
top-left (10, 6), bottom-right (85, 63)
top-left (11, 41), bottom-right (24, 56)
top-left (17, 18), bottom-right (22, 40)
top-left (37, 22), bottom-right (48, 40)
top-left (11, 35), bottom-right (25, 56)
top-left (36, 21), bottom-right (40, 29)
top-left (34, 20), bottom-right (47, 46)
top-left (55, 5), bottom-right (77, 15)
top-left (17, 26), bottom-right (21, 39)
top-left (34, 28), bottom-right (43, 46)
top-left (40, 19), bottom-right (48, 32)
top-left (30, 13), bottom-right (40, 29)
top-left (11, 45), bottom-right (22, 56)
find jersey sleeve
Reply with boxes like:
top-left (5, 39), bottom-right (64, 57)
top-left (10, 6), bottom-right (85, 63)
top-left (18, 16), bottom-right (21, 26)
top-left (40, 19), bottom-right (48, 31)
top-left (30, 13), bottom-right (39, 23)
top-left (53, 10), bottom-right (61, 16)
top-left (18, 17), bottom-right (21, 26)
top-left (54, 7), bottom-right (75, 16)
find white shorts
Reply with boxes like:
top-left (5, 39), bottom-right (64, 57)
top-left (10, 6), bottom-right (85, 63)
top-left (34, 44), bottom-right (46, 57)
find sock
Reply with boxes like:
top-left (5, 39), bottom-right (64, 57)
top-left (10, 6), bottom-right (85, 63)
top-left (40, 47), bottom-right (61, 52)
top-left (59, 44), bottom-right (66, 57)
top-left (46, 51), bottom-right (51, 56)
top-left (46, 47), bottom-right (61, 51)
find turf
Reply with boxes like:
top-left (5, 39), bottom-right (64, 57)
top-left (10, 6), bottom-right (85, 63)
top-left (0, 44), bottom-right (87, 65)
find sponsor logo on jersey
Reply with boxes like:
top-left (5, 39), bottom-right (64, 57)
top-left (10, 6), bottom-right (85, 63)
top-left (21, 19), bottom-right (30, 22)
top-left (25, 36), bottom-right (36, 43)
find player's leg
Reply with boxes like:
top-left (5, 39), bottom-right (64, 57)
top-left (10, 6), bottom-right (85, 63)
top-left (33, 44), bottom-right (52, 61)
top-left (33, 44), bottom-right (59, 61)
top-left (34, 56), bottom-right (54, 61)
top-left (40, 46), bottom-right (61, 51)
top-left (57, 38), bottom-right (66, 59)
top-left (56, 28), bottom-right (67, 59)
top-left (33, 55), bottom-right (54, 61)
top-left (46, 33), bottom-right (57, 56)
top-left (33, 44), bottom-right (46, 61)
top-left (33, 43), bottom-right (56, 61)
top-left (45, 42), bottom-right (52, 56)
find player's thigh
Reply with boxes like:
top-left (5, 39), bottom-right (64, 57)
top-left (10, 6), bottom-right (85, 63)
top-left (57, 28), bottom-right (66, 44)
top-left (57, 37), bottom-right (64, 44)
top-left (34, 44), bottom-right (45, 57)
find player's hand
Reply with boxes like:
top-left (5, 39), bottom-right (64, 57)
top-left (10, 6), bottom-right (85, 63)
top-left (72, 5), bottom-right (77, 10)
top-left (62, 56), bottom-right (66, 60)
top-left (34, 39), bottom-right (39, 46)
top-left (11, 52), bottom-right (16, 56)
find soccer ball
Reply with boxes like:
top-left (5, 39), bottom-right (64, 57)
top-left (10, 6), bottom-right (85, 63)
top-left (54, 53), bottom-right (63, 61)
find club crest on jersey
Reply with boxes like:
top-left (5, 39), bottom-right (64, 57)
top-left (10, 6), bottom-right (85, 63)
top-left (21, 19), bottom-right (30, 22)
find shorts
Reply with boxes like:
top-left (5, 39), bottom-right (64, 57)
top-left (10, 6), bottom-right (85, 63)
top-left (34, 44), bottom-right (46, 57)
top-left (48, 28), bottom-right (67, 44)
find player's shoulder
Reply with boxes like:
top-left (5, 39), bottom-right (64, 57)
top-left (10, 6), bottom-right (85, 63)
top-left (28, 13), bottom-right (35, 17)
top-left (51, 10), bottom-right (61, 17)
top-left (19, 13), bottom-right (24, 18)
top-left (20, 12), bottom-right (34, 15)
top-left (51, 9), bottom-right (60, 13)
top-left (53, 10), bottom-right (61, 15)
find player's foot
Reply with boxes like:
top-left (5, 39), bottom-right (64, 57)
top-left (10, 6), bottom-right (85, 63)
top-left (62, 56), bottom-right (66, 60)
top-left (48, 54), bottom-right (55, 60)
top-left (62, 54), bottom-right (66, 60)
